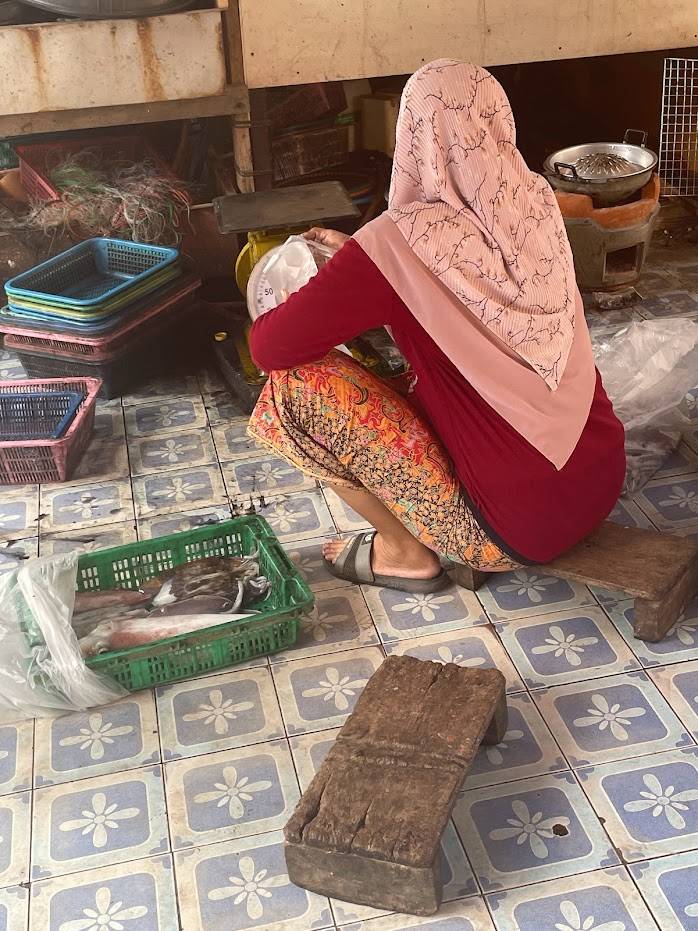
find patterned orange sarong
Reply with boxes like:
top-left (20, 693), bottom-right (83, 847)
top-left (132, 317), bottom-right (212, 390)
top-left (248, 350), bottom-right (518, 571)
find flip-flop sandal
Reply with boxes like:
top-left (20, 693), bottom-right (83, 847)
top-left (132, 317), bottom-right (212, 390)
top-left (323, 531), bottom-right (450, 593)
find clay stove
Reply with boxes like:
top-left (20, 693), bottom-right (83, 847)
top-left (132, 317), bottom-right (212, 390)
top-left (555, 174), bottom-right (660, 295)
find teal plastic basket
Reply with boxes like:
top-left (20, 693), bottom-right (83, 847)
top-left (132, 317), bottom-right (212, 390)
top-left (5, 239), bottom-right (179, 309)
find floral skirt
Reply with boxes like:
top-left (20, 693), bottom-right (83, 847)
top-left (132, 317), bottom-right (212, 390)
top-left (248, 350), bottom-right (518, 571)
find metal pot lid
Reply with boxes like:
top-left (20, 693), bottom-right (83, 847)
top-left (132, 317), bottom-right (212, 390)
top-left (572, 152), bottom-right (641, 179)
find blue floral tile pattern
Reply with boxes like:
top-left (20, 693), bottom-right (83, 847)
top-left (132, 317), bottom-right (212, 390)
top-left (477, 569), bottom-right (596, 622)
top-left (362, 582), bottom-right (487, 643)
top-left (0, 792), bottom-right (31, 888)
top-left (487, 864), bottom-right (657, 931)
top-left (630, 849), bottom-right (698, 931)
top-left (289, 728), bottom-right (339, 792)
top-left (212, 420), bottom-right (264, 461)
top-left (284, 536), bottom-right (352, 592)
top-left (164, 739), bottom-right (300, 849)
top-left (174, 830), bottom-right (334, 931)
top-left (322, 487), bottom-right (371, 533)
top-left (252, 491), bottom-right (335, 543)
top-left (128, 429), bottom-right (217, 476)
top-left (271, 589), bottom-right (379, 663)
top-left (462, 692), bottom-right (567, 790)
top-left (608, 497), bottom-right (655, 529)
top-left (132, 465), bottom-right (227, 519)
top-left (39, 521), bottom-right (137, 557)
top-left (136, 505), bottom-right (232, 541)
top-left (271, 647), bottom-right (384, 736)
top-left (0, 491), bottom-right (39, 542)
top-left (384, 626), bottom-right (525, 694)
top-left (156, 667), bottom-right (284, 761)
top-left (0, 721), bottom-right (32, 797)
top-left (124, 398), bottom-right (207, 438)
top-left (495, 608), bottom-right (640, 689)
top-left (604, 599), bottom-right (698, 667)
top-left (337, 897), bottom-right (497, 930)
top-left (453, 771), bottom-right (618, 892)
top-left (203, 391), bottom-right (244, 425)
top-left (533, 671), bottom-right (692, 767)
top-left (0, 886), bottom-right (28, 931)
top-left (29, 854), bottom-right (176, 931)
top-left (222, 456), bottom-right (316, 497)
top-left (33, 691), bottom-right (160, 787)
top-left (31, 767), bottom-right (167, 879)
top-left (651, 660), bottom-right (698, 739)
top-left (634, 476), bottom-right (698, 532)
top-left (39, 481), bottom-right (134, 532)
top-left (577, 747), bottom-right (698, 861)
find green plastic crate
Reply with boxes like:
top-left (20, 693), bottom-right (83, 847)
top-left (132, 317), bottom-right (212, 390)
top-left (27, 516), bottom-right (314, 691)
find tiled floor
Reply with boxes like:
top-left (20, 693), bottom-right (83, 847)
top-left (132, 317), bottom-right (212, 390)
top-left (1, 244), bottom-right (698, 929)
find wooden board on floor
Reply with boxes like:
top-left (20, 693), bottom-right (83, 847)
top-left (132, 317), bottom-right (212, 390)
top-left (547, 521), bottom-right (698, 601)
top-left (451, 520), bottom-right (698, 644)
top-left (285, 657), bottom-right (507, 916)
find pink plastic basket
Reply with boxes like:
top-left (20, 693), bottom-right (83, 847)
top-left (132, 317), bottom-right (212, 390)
top-left (15, 136), bottom-right (181, 203)
top-left (0, 274), bottom-right (200, 361)
top-left (0, 378), bottom-right (101, 484)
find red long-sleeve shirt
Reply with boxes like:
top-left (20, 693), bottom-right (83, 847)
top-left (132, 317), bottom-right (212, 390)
top-left (249, 238), bottom-right (625, 564)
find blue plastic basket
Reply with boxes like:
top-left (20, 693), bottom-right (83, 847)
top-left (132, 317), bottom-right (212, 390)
top-left (4, 239), bottom-right (179, 309)
top-left (0, 389), bottom-right (84, 441)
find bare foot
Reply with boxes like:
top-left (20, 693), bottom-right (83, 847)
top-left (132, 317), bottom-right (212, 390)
top-left (323, 533), bottom-right (442, 580)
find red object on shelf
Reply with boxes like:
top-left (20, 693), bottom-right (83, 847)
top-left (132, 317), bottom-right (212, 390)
top-left (15, 135), bottom-right (181, 202)
top-left (0, 377), bottom-right (101, 484)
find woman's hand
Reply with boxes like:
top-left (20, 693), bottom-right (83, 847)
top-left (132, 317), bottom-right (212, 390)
top-left (303, 227), bottom-right (350, 252)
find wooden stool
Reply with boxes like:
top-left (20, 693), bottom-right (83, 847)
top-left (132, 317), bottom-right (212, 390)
top-left (451, 521), bottom-right (698, 643)
top-left (284, 656), bottom-right (506, 916)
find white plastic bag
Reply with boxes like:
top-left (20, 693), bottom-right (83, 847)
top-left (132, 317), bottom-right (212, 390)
top-left (591, 318), bottom-right (698, 492)
top-left (253, 235), bottom-right (336, 320)
top-left (0, 552), bottom-right (126, 720)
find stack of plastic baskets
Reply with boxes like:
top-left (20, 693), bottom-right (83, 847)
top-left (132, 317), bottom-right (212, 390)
top-left (1, 239), bottom-right (200, 398)
top-left (0, 377), bottom-right (101, 483)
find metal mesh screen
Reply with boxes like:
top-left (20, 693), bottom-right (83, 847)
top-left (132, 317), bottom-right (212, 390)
top-left (660, 57), bottom-right (698, 196)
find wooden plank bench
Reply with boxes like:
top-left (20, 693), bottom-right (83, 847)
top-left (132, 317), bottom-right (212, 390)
top-left (451, 521), bottom-right (698, 643)
top-left (284, 655), bottom-right (506, 916)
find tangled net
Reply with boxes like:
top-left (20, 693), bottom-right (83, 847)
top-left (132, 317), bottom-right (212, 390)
top-left (16, 148), bottom-right (190, 245)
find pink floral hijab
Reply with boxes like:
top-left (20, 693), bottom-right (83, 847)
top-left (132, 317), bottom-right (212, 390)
top-left (387, 59), bottom-right (576, 390)
top-left (353, 59), bottom-right (596, 469)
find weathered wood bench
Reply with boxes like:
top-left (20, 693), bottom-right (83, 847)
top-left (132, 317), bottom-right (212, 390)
top-left (451, 521), bottom-right (698, 643)
top-left (284, 655), bottom-right (506, 916)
